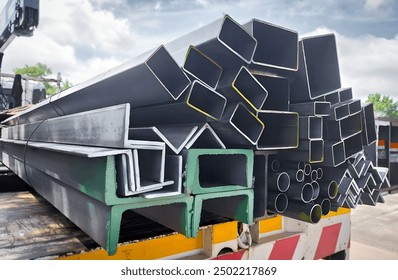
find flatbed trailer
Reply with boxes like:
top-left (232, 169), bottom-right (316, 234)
top-left (0, 182), bottom-right (350, 260)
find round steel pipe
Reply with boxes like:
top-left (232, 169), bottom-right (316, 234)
top-left (316, 167), bottom-right (323, 180)
top-left (283, 169), bottom-right (304, 183)
top-left (268, 172), bottom-right (290, 192)
top-left (304, 163), bottom-right (312, 176)
top-left (286, 182), bottom-right (313, 203)
top-left (270, 159), bottom-right (280, 172)
top-left (319, 180), bottom-right (339, 199)
top-left (311, 181), bottom-right (320, 200)
top-left (267, 192), bottom-right (288, 214)
top-left (316, 198), bottom-right (331, 216)
top-left (310, 169), bottom-right (317, 182)
top-left (283, 201), bottom-right (322, 224)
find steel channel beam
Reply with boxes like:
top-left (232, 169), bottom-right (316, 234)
top-left (256, 110), bottom-right (299, 150)
top-left (217, 66), bottom-right (268, 111)
top-left (184, 123), bottom-right (226, 149)
top-left (299, 116), bottom-right (323, 140)
top-left (210, 103), bottom-right (265, 147)
top-left (253, 153), bottom-right (268, 218)
top-left (361, 103), bottom-right (377, 146)
top-left (283, 201), bottom-right (322, 224)
top-left (3, 45), bottom-right (191, 126)
top-left (289, 101), bottom-right (331, 116)
top-left (252, 73), bottom-right (289, 111)
top-left (191, 189), bottom-right (254, 237)
top-left (244, 18), bottom-right (299, 71)
top-left (185, 149), bottom-right (254, 195)
top-left (0, 150), bottom-right (193, 255)
top-left (141, 155), bottom-right (183, 198)
top-left (0, 139), bottom-right (171, 201)
top-left (267, 191), bottom-right (288, 214)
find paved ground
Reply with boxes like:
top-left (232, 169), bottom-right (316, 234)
top-left (350, 192), bottom-right (398, 260)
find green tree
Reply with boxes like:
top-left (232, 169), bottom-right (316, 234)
top-left (13, 63), bottom-right (71, 95)
top-left (367, 93), bottom-right (398, 118)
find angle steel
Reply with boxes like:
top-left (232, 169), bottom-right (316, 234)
top-left (243, 18), bottom-right (299, 71)
top-left (191, 189), bottom-right (254, 237)
top-left (184, 149), bottom-right (254, 195)
top-left (251, 72), bottom-right (290, 111)
top-left (129, 125), bottom-right (198, 154)
top-left (184, 123), bottom-right (226, 149)
top-left (256, 110), bottom-right (299, 150)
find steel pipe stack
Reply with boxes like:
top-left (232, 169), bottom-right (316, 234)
top-left (0, 14), bottom-right (390, 255)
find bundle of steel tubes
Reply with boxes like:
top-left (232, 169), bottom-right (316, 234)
top-left (0, 15), bottom-right (390, 255)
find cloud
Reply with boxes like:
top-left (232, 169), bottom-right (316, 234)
top-left (304, 27), bottom-right (398, 100)
top-left (365, 0), bottom-right (391, 10)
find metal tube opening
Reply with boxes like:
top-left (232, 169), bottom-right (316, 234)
top-left (304, 163), bottom-right (312, 176)
top-left (296, 169), bottom-right (305, 182)
top-left (328, 180), bottom-right (339, 199)
top-left (302, 183), bottom-right (314, 203)
top-left (232, 67), bottom-right (268, 111)
top-left (183, 46), bottom-right (222, 88)
top-left (310, 169), bottom-right (318, 182)
top-left (230, 103), bottom-right (264, 144)
top-left (310, 204), bottom-right (322, 223)
top-left (218, 16), bottom-right (257, 63)
top-left (311, 181), bottom-right (320, 200)
top-left (277, 172), bottom-right (290, 192)
top-left (316, 167), bottom-right (323, 180)
top-left (198, 154), bottom-right (248, 188)
top-left (320, 199), bottom-right (331, 216)
top-left (340, 112), bottom-right (362, 139)
top-left (270, 159), bottom-right (280, 172)
top-left (187, 81), bottom-right (227, 120)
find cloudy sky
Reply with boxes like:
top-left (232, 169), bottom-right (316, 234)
top-left (1, 0), bottom-right (397, 100)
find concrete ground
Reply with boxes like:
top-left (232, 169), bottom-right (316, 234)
top-left (350, 192), bottom-right (398, 260)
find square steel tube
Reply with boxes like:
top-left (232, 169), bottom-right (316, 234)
top-left (339, 88), bottom-right (353, 102)
top-left (344, 132), bottom-right (364, 159)
top-left (210, 103), bottom-right (265, 147)
top-left (322, 141), bottom-right (346, 167)
top-left (3, 45), bottom-right (191, 126)
top-left (243, 18), bottom-right (299, 71)
top-left (340, 112), bottom-right (362, 140)
top-left (252, 72), bottom-right (290, 111)
top-left (289, 101), bottom-right (331, 116)
top-left (361, 103), bottom-right (377, 145)
top-left (299, 116), bottom-right (323, 140)
top-left (256, 111), bottom-right (299, 150)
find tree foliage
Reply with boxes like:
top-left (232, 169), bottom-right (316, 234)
top-left (13, 63), bottom-right (71, 95)
top-left (367, 93), bottom-right (398, 118)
